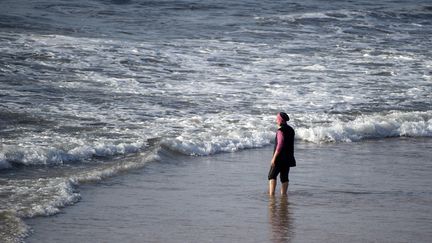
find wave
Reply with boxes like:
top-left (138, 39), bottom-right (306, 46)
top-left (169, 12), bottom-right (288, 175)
top-left (162, 129), bottom-right (273, 156)
top-left (0, 146), bottom-right (160, 242)
top-left (1, 145), bottom-right (158, 219)
top-left (1, 141), bottom-right (145, 168)
top-left (254, 10), bottom-right (364, 24)
top-left (300, 64), bottom-right (326, 71)
top-left (162, 111), bottom-right (432, 156)
top-left (296, 111), bottom-right (432, 143)
top-left (0, 211), bottom-right (29, 243)
top-left (1, 111), bottom-right (431, 168)
top-left (0, 177), bottom-right (79, 243)
top-left (0, 153), bottom-right (11, 169)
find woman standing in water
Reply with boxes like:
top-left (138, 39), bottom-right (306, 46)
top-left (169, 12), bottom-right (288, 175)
top-left (268, 112), bottom-right (296, 196)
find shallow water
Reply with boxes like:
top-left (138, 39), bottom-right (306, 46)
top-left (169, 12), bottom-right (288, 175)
top-left (26, 138), bottom-right (432, 243)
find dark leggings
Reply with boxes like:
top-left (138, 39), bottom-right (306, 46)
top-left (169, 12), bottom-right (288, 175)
top-left (268, 164), bottom-right (290, 183)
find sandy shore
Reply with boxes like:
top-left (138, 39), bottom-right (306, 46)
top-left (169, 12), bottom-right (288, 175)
top-left (26, 138), bottom-right (432, 242)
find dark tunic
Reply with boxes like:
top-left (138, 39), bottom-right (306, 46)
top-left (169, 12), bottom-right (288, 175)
top-left (273, 124), bottom-right (296, 167)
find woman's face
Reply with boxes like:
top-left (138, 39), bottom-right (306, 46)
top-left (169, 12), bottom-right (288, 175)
top-left (276, 116), bottom-right (281, 125)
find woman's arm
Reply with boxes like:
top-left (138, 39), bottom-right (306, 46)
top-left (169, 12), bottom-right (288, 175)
top-left (271, 130), bottom-right (284, 166)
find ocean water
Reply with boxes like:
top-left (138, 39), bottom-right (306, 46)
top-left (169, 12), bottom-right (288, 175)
top-left (0, 0), bottom-right (431, 241)
top-left (25, 139), bottom-right (432, 243)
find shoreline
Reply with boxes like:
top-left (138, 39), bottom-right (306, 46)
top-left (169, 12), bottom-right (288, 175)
top-left (26, 138), bottom-right (432, 243)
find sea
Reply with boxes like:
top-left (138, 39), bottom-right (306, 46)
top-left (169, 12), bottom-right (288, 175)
top-left (0, 0), bottom-right (431, 242)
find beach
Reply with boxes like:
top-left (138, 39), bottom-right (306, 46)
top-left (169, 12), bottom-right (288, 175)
top-left (1, 0), bottom-right (432, 242)
top-left (26, 138), bottom-right (432, 243)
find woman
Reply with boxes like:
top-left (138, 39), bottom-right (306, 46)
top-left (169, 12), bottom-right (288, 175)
top-left (268, 112), bottom-right (296, 196)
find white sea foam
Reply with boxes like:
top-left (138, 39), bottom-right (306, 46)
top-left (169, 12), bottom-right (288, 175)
top-left (296, 111), bottom-right (432, 143)
top-left (68, 141), bottom-right (145, 160)
top-left (255, 12), bottom-right (332, 22)
top-left (0, 153), bottom-right (11, 169)
top-left (159, 114), bottom-right (273, 156)
top-left (71, 148), bottom-right (160, 183)
top-left (0, 210), bottom-right (29, 243)
top-left (27, 179), bottom-right (80, 217)
top-left (0, 148), bottom-right (159, 242)
top-left (1, 111), bottom-right (431, 166)
top-left (254, 10), bottom-right (361, 23)
top-left (301, 64), bottom-right (326, 71)
top-left (0, 177), bottom-right (79, 242)
top-left (164, 130), bottom-right (273, 156)
top-left (2, 141), bottom-right (146, 167)
top-left (1, 178), bottom-right (80, 219)
top-left (160, 111), bottom-right (432, 156)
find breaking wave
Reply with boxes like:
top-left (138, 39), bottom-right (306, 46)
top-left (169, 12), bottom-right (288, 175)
top-left (163, 111), bottom-right (432, 156)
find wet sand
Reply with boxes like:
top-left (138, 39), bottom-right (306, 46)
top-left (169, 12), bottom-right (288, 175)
top-left (26, 138), bottom-right (432, 242)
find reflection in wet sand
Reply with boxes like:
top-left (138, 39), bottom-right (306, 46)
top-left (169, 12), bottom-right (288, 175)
top-left (269, 196), bottom-right (294, 243)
